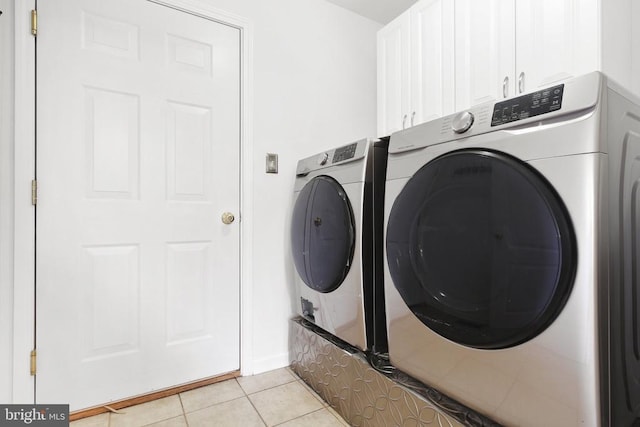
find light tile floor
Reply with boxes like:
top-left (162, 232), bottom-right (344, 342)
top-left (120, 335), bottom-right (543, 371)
top-left (70, 368), bottom-right (348, 427)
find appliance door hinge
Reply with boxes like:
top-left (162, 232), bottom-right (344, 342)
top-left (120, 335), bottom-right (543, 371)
top-left (31, 180), bottom-right (37, 206)
top-left (30, 349), bottom-right (36, 376)
top-left (31, 9), bottom-right (37, 36)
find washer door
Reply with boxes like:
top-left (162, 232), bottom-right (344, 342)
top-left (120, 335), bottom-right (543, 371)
top-left (386, 150), bottom-right (577, 349)
top-left (291, 176), bottom-right (355, 293)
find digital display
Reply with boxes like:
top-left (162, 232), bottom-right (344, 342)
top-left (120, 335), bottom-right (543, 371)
top-left (491, 84), bottom-right (564, 126)
top-left (332, 143), bottom-right (357, 163)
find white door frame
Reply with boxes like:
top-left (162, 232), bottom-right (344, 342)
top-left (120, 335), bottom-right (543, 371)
top-left (12, 0), bottom-right (254, 403)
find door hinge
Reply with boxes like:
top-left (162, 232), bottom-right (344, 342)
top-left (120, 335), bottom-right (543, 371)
top-left (31, 9), bottom-right (37, 36)
top-left (30, 349), bottom-right (36, 376)
top-left (31, 180), bottom-right (37, 206)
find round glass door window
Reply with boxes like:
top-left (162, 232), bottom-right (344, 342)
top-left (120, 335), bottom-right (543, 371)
top-left (291, 176), bottom-right (355, 293)
top-left (386, 149), bottom-right (577, 349)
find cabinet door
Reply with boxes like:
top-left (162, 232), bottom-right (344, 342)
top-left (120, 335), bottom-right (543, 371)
top-left (454, 0), bottom-right (515, 110)
top-left (410, 0), bottom-right (455, 126)
top-left (377, 12), bottom-right (411, 137)
top-left (515, 0), bottom-right (598, 93)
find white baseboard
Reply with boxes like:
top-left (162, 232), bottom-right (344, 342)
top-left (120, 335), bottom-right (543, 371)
top-left (249, 351), bottom-right (291, 376)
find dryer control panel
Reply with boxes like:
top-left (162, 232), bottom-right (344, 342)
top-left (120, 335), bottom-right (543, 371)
top-left (491, 83), bottom-right (564, 126)
top-left (332, 143), bottom-right (358, 163)
top-left (295, 138), bottom-right (376, 177)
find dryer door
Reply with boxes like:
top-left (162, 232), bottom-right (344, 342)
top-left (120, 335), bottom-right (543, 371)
top-left (291, 176), bottom-right (355, 293)
top-left (386, 149), bottom-right (577, 349)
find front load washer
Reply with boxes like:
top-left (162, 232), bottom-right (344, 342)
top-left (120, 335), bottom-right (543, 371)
top-left (383, 72), bottom-right (640, 426)
top-left (291, 138), bottom-right (388, 353)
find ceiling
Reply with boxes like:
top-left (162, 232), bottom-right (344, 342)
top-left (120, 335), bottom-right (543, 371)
top-left (324, 0), bottom-right (418, 24)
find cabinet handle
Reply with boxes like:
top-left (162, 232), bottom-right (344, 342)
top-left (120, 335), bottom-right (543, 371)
top-left (411, 111), bottom-right (416, 127)
top-left (518, 72), bottom-right (525, 93)
top-left (402, 114), bottom-right (407, 130)
top-left (503, 76), bottom-right (509, 98)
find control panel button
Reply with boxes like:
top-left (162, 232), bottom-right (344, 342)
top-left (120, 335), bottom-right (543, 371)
top-left (451, 111), bottom-right (475, 134)
top-left (318, 153), bottom-right (329, 166)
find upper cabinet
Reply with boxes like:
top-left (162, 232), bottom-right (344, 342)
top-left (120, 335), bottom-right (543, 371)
top-left (379, 0), bottom-right (636, 130)
top-left (410, 1), bottom-right (455, 127)
top-left (455, 0), bottom-right (597, 111)
top-left (377, 0), bottom-right (454, 137)
top-left (377, 12), bottom-right (410, 138)
top-left (514, 0), bottom-right (598, 94)
top-left (454, 0), bottom-right (515, 109)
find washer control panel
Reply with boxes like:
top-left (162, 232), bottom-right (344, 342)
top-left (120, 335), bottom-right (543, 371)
top-left (332, 142), bottom-right (358, 163)
top-left (491, 83), bottom-right (564, 126)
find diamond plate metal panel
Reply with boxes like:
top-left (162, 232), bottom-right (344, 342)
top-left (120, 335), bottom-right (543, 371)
top-left (290, 318), bottom-right (492, 427)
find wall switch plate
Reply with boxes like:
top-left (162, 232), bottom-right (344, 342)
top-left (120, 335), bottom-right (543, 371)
top-left (266, 153), bottom-right (278, 174)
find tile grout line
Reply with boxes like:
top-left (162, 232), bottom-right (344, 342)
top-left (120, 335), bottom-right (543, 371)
top-left (244, 377), bottom-right (319, 427)
top-left (271, 407), bottom-right (343, 427)
top-left (177, 390), bottom-right (190, 427)
top-left (135, 396), bottom-right (185, 427)
top-left (237, 378), bottom-right (270, 427)
top-left (238, 378), bottom-right (298, 396)
top-left (180, 379), bottom-right (247, 423)
top-left (245, 394), bottom-right (269, 427)
top-left (292, 378), bottom-right (350, 425)
top-left (295, 378), bottom-right (329, 408)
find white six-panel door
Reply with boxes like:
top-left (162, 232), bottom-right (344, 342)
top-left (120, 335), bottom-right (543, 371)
top-left (36, 0), bottom-right (240, 410)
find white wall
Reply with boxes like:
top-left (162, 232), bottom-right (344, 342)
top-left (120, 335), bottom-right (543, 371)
top-left (600, 0), bottom-right (634, 92)
top-left (198, 0), bottom-right (380, 372)
top-left (0, 0), bottom-right (380, 402)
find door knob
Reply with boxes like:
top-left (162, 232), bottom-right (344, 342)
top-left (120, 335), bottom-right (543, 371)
top-left (221, 212), bottom-right (235, 225)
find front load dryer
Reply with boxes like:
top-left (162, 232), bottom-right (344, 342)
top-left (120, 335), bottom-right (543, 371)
top-left (291, 138), bottom-right (388, 352)
top-left (383, 72), bottom-right (640, 426)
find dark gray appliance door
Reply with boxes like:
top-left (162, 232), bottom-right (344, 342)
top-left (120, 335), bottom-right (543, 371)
top-left (291, 176), bottom-right (355, 293)
top-left (386, 149), bottom-right (576, 349)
